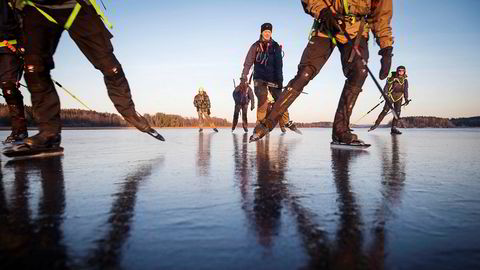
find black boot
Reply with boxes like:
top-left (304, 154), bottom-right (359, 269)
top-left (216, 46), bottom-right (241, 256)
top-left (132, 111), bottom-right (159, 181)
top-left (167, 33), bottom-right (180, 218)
top-left (391, 127), bottom-right (402, 135)
top-left (213, 128), bottom-right (219, 132)
top-left (3, 130), bottom-right (28, 144)
top-left (280, 126), bottom-right (287, 133)
top-left (24, 131), bottom-right (61, 149)
top-left (243, 127), bottom-right (248, 133)
top-left (332, 82), bottom-right (362, 144)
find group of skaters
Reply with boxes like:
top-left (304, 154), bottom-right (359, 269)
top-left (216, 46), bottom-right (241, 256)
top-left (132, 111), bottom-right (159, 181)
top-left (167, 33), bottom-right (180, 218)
top-left (1, 0), bottom-right (410, 150)
top-left (194, 0), bottom-right (410, 142)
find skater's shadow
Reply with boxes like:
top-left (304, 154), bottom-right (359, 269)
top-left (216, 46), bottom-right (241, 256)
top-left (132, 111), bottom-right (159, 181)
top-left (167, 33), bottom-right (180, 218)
top-left (0, 156), bottom-right (69, 269)
top-left (196, 132), bottom-right (214, 176)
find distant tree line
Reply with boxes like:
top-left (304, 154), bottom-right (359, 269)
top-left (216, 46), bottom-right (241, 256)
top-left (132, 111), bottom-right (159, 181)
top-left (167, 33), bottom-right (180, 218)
top-left (0, 104), bottom-right (230, 128)
top-left (391, 116), bottom-right (456, 128)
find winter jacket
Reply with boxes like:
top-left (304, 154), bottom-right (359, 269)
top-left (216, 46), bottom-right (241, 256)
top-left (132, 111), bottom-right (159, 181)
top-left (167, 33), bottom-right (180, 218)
top-left (0, 0), bottom-right (20, 50)
top-left (194, 93), bottom-right (211, 112)
top-left (241, 39), bottom-right (283, 87)
top-left (232, 85), bottom-right (254, 107)
top-left (302, 0), bottom-right (393, 49)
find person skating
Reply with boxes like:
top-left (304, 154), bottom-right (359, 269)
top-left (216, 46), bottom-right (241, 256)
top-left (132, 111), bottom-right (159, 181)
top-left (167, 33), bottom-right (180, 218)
top-left (12, 0), bottom-right (164, 150)
top-left (240, 22), bottom-right (300, 134)
top-left (0, 0), bottom-right (28, 144)
top-left (369, 65), bottom-right (409, 135)
top-left (250, 0), bottom-right (394, 143)
top-left (194, 87), bottom-right (218, 133)
top-left (232, 82), bottom-right (254, 132)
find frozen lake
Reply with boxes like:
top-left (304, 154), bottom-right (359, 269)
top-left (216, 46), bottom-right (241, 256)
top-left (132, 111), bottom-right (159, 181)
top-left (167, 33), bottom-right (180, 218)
top-left (1, 128), bottom-right (479, 270)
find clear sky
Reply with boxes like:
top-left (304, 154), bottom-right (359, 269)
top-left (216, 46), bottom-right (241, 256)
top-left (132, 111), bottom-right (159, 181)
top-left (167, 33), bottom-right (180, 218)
top-left (28, 0), bottom-right (480, 124)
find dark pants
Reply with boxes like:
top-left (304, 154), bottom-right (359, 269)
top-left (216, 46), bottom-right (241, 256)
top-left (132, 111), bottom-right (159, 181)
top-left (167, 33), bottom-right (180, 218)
top-left (266, 36), bottom-right (368, 140)
top-left (0, 53), bottom-right (27, 133)
top-left (254, 80), bottom-right (289, 126)
top-left (232, 104), bottom-right (248, 130)
top-left (22, 5), bottom-right (137, 133)
top-left (374, 93), bottom-right (403, 128)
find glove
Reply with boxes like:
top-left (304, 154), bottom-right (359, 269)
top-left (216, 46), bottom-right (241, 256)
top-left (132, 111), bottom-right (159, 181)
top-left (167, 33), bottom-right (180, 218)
top-left (379, 46), bottom-right (393, 80)
top-left (318, 8), bottom-right (341, 36)
top-left (207, 109), bottom-right (211, 115)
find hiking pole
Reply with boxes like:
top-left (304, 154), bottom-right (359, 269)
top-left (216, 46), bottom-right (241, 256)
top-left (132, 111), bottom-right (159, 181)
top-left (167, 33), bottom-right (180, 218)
top-left (52, 79), bottom-right (92, 110)
top-left (354, 99), bottom-right (384, 124)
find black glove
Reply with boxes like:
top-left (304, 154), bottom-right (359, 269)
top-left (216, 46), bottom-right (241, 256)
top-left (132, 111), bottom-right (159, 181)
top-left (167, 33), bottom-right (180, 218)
top-left (318, 8), bottom-right (341, 36)
top-left (379, 46), bottom-right (393, 80)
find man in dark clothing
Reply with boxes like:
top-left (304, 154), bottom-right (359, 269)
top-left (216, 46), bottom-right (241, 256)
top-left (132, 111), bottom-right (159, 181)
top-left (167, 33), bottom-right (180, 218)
top-left (194, 87), bottom-right (218, 133)
top-left (369, 66), bottom-right (409, 134)
top-left (241, 22), bottom-right (300, 134)
top-left (250, 0), bottom-right (394, 143)
top-left (0, 0), bottom-right (28, 143)
top-left (13, 0), bottom-right (162, 148)
top-left (232, 83), bottom-right (254, 132)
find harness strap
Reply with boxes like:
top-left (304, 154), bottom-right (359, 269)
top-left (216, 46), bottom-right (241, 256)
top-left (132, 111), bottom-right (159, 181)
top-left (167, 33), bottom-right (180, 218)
top-left (347, 17), bottom-right (365, 63)
top-left (0, 40), bottom-right (17, 47)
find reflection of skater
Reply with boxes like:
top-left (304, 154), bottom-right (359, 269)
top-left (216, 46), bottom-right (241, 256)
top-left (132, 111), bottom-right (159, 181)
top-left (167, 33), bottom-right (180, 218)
top-left (240, 22), bottom-right (300, 133)
top-left (251, 0), bottom-right (394, 143)
top-left (0, 0), bottom-right (28, 143)
top-left (194, 87), bottom-right (218, 133)
top-left (17, 0), bottom-right (163, 149)
top-left (369, 66), bottom-right (409, 134)
top-left (232, 83), bottom-right (254, 132)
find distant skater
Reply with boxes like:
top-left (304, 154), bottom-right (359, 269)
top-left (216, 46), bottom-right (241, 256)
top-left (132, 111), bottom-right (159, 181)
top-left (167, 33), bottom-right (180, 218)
top-left (240, 22), bottom-right (300, 134)
top-left (194, 87), bottom-right (218, 133)
top-left (369, 66), bottom-right (409, 134)
top-left (232, 82), bottom-right (254, 132)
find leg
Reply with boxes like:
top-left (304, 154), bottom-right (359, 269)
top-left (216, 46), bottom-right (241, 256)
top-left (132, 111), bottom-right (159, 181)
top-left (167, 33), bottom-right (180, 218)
top-left (251, 37), bottom-right (334, 141)
top-left (0, 54), bottom-right (28, 142)
top-left (232, 104), bottom-right (241, 130)
top-left (67, 6), bottom-right (150, 132)
top-left (241, 105), bottom-right (248, 132)
top-left (197, 111), bottom-right (204, 131)
top-left (22, 6), bottom-right (64, 147)
top-left (391, 99), bottom-right (402, 134)
top-left (333, 38), bottom-right (369, 143)
top-left (369, 102), bottom-right (390, 131)
top-left (254, 82), bottom-right (269, 124)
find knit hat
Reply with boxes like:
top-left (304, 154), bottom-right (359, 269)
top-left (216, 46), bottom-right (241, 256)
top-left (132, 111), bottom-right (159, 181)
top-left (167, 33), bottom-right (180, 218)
top-left (261, 23), bottom-right (272, 33)
top-left (396, 66), bottom-right (406, 72)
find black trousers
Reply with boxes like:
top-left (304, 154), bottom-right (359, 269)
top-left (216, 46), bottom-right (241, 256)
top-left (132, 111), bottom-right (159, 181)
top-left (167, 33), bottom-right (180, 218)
top-left (22, 5), bottom-right (137, 133)
top-left (0, 53), bottom-right (27, 132)
top-left (232, 104), bottom-right (248, 130)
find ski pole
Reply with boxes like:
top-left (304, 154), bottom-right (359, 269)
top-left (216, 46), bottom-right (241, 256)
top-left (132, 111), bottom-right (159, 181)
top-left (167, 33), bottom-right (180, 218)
top-left (52, 79), bottom-right (92, 110)
top-left (354, 99), bottom-right (384, 124)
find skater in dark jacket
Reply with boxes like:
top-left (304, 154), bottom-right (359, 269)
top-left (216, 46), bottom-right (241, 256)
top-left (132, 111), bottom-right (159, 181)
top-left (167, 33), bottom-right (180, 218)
top-left (0, 0), bottom-right (28, 143)
top-left (11, 0), bottom-right (163, 149)
top-left (232, 83), bottom-right (254, 132)
top-left (369, 66), bottom-right (409, 134)
top-left (240, 22), bottom-right (300, 134)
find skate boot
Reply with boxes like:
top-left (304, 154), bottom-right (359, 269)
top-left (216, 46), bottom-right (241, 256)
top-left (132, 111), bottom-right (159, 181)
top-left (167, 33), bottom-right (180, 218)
top-left (213, 128), bottom-right (219, 132)
top-left (332, 131), bottom-right (359, 144)
top-left (368, 123), bottom-right (379, 132)
top-left (24, 131), bottom-right (61, 149)
top-left (3, 130), bottom-right (28, 144)
top-left (123, 112), bottom-right (165, 141)
top-left (285, 121), bottom-right (302, 134)
top-left (249, 121), bottom-right (271, 142)
top-left (199, 128), bottom-right (203, 132)
top-left (280, 126), bottom-right (287, 133)
top-left (390, 127), bottom-right (402, 135)
top-left (243, 127), bottom-right (248, 133)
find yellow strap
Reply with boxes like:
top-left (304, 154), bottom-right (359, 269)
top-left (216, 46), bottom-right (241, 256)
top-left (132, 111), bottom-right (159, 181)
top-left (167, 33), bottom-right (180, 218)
top-left (26, 1), bottom-right (59, 24)
top-left (0, 40), bottom-right (17, 47)
top-left (64, 3), bottom-right (82, 30)
top-left (88, 0), bottom-right (113, 29)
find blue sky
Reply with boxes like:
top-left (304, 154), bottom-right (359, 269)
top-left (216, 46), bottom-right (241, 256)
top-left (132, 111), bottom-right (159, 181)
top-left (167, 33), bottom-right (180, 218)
top-left (30, 0), bottom-right (479, 124)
